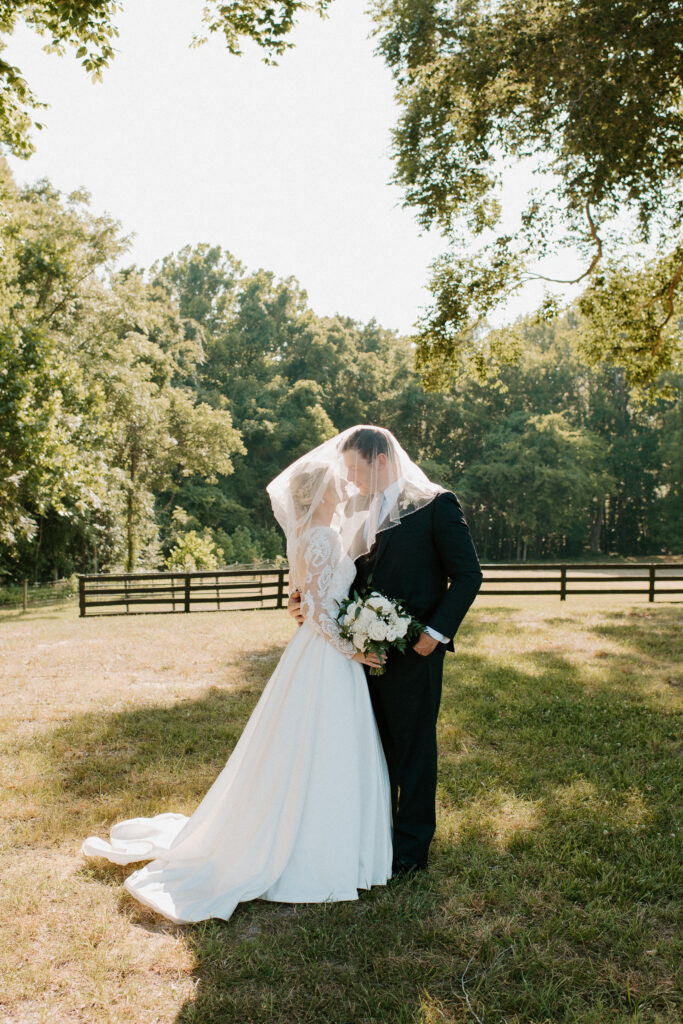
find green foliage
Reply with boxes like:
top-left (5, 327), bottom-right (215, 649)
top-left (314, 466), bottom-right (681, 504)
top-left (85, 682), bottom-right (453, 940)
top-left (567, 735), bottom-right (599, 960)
top-left (373, 0), bottom-right (683, 388)
top-left (0, 160), bottom-right (119, 553)
top-left (0, 161), bottom-right (243, 578)
top-left (193, 0), bottom-right (330, 63)
top-left (163, 507), bottom-right (283, 569)
top-left (165, 529), bottom-right (223, 571)
top-left (578, 251), bottom-right (683, 392)
top-left (1, 163), bottom-right (680, 581)
top-left (460, 410), bottom-right (610, 559)
top-left (0, 1), bottom-right (329, 157)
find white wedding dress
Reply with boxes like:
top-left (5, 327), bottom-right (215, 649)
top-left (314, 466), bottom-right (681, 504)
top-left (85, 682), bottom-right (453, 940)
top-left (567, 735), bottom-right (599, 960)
top-left (82, 526), bottom-right (392, 923)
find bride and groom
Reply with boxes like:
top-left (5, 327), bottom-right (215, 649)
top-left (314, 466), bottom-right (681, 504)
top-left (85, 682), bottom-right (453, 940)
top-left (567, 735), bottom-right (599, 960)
top-left (82, 425), bottom-right (482, 923)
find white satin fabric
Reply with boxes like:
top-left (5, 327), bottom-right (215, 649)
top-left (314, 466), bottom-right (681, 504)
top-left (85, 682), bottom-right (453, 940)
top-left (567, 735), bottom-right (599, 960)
top-left (82, 538), bottom-right (392, 923)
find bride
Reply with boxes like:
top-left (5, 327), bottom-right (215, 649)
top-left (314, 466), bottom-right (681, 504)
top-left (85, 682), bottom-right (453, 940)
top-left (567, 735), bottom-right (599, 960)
top-left (82, 434), bottom-right (393, 923)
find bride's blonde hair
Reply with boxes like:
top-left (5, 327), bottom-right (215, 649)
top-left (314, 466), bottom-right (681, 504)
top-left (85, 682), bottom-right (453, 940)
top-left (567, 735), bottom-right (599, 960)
top-left (291, 466), bottom-right (328, 520)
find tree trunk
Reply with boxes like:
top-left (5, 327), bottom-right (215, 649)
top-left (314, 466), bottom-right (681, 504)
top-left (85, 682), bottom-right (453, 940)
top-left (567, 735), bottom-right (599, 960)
top-left (590, 501), bottom-right (604, 553)
top-left (33, 516), bottom-right (43, 582)
top-left (126, 490), bottom-right (136, 572)
top-left (126, 456), bottom-right (138, 572)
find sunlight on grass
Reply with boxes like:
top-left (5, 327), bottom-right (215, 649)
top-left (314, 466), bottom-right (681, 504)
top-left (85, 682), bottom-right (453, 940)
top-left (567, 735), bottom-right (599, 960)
top-left (0, 599), bottom-right (680, 1023)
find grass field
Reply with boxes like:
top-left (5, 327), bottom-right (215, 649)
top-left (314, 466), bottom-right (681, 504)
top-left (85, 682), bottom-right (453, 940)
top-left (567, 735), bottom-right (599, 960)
top-left (0, 597), bottom-right (680, 1024)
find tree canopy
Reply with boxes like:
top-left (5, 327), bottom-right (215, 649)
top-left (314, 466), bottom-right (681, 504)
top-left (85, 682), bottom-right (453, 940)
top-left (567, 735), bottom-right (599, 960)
top-left (1, 160), bottom-right (680, 584)
top-left (0, 0), bottom-right (329, 156)
top-left (373, 0), bottom-right (683, 390)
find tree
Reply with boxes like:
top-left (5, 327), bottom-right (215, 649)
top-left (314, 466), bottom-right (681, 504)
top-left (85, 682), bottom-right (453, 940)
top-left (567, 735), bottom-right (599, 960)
top-left (151, 249), bottom-right (332, 538)
top-left (459, 411), bottom-right (609, 560)
top-left (0, 164), bottom-right (245, 577)
top-left (0, 158), bottom-right (122, 565)
top-left (165, 530), bottom-right (223, 572)
top-left (373, 0), bottom-right (683, 389)
top-left (652, 397), bottom-right (683, 551)
top-left (0, 0), bottom-right (330, 157)
top-left (95, 270), bottom-right (244, 571)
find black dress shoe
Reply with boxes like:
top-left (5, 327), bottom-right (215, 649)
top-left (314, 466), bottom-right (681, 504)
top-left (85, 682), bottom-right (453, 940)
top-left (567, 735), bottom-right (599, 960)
top-left (391, 857), bottom-right (426, 879)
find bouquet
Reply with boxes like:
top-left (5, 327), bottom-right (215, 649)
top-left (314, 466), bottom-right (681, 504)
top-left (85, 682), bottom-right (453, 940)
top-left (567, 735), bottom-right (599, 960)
top-left (337, 589), bottom-right (424, 676)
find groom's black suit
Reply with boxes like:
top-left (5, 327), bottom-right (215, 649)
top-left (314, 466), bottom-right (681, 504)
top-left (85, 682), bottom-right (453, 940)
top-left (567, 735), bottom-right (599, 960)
top-left (354, 491), bottom-right (482, 868)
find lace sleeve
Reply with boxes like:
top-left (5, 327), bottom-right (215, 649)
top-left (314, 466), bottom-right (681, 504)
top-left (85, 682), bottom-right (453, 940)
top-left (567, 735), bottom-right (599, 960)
top-left (299, 528), bottom-right (356, 659)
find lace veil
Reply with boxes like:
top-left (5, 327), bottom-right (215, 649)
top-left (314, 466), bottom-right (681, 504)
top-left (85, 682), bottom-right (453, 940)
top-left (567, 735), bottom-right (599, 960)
top-left (266, 424), bottom-right (444, 566)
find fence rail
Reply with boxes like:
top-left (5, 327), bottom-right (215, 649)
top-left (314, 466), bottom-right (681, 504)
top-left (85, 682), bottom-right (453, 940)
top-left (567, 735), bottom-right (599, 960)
top-left (77, 562), bottom-right (683, 617)
top-left (479, 562), bottom-right (682, 601)
top-left (0, 577), bottom-right (78, 610)
top-left (78, 566), bottom-right (289, 616)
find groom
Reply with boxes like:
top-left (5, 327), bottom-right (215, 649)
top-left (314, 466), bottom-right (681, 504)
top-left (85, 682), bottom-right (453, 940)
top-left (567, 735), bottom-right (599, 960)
top-left (290, 426), bottom-right (482, 875)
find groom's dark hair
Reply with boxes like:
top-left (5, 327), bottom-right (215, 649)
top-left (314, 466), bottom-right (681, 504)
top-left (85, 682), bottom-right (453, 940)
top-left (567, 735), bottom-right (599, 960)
top-left (341, 427), bottom-right (389, 461)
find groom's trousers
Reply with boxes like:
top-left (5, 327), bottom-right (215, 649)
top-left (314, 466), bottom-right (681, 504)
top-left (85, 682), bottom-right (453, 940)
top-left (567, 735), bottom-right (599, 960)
top-left (367, 643), bottom-right (446, 867)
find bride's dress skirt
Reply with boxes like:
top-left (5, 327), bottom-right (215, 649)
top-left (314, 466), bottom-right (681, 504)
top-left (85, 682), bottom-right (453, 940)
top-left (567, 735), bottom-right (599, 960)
top-left (82, 621), bottom-right (393, 923)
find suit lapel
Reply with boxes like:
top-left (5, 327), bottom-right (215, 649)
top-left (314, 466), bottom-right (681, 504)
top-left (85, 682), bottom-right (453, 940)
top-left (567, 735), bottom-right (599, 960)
top-left (370, 501), bottom-right (420, 575)
top-left (372, 521), bottom-right (400, 573)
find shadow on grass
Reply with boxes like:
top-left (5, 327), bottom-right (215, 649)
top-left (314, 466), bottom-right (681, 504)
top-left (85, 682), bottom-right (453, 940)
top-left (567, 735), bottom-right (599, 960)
top-left (30, 616), bottom-right (683, 1023)
top-left (18, 642), bottom-right (285, 847)
top-left (590, 605), bottom-right (683, 665)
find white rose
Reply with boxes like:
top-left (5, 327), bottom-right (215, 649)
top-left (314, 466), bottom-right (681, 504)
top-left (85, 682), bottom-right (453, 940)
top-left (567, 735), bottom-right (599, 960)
top-left (385, 624), bottom-right (398, 642)
top-left (354, 607), bottom-right (371, 629)
top-left (394, 617), bottom-right (410, 638)
top-left (352, 621), bottom-right (369, 644)
top-left (368, 619), bottom-right (388, 642)
top-left (343, 602), bottom-right (358, 625)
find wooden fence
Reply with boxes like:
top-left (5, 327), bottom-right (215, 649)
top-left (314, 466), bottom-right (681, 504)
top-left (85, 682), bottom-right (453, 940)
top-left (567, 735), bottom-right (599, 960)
top-left (78, 566), bottom-right (288, 617)
top-left (480, 562), bottom-right (682, 600)
top-left (78, 562), bottom-right (683, 617)
top-left (0, 577), bottom-right (78, 610)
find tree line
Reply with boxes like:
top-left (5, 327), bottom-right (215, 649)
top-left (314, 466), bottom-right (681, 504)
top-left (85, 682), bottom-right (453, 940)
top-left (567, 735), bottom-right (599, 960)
top-left (0, 159), bottom-right (680, 583)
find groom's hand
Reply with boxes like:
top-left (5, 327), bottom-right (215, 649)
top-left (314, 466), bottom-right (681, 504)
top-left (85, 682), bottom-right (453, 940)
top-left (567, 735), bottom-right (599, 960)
top-left (413, 632), bottom-right (439, 657)
top-left (288, 590), bottom-right (305, 626)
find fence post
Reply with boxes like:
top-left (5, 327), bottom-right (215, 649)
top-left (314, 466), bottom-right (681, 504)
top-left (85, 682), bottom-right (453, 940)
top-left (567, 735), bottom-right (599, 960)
top-left (648, 564), bottom-right (656, 603)
top-left (276, 569), bottom-right (285, 609)
top-left (79, 576), bottom-right (86, 618)
top-left (560, 565), bottom-right (567, 601)
top-left (22, 578), bottom-right (28, 611)
top-left (184, 574), bottom-right (191, 613)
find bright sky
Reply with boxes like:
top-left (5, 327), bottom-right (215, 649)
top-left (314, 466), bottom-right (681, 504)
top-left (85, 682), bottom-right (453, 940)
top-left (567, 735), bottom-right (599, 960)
top-left (6, 0), bottom-right (578, 335)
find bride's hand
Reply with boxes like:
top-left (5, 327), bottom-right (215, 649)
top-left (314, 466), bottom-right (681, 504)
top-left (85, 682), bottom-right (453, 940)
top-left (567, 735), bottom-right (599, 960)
top-left (352, 651), bottom-right (385, 669)
top-left (287, 590), bottom-right (304, 626)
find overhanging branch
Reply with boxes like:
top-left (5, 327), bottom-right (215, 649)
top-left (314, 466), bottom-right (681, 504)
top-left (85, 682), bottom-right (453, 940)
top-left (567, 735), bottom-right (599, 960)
top-left (523, 201), bottom-right (604, 285)
top-left (653, 251), bottom-right (683, 357)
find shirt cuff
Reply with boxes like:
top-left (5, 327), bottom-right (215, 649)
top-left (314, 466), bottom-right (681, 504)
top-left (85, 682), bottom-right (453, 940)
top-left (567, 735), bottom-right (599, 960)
top-left (425, 625), bottom-right (450, 644)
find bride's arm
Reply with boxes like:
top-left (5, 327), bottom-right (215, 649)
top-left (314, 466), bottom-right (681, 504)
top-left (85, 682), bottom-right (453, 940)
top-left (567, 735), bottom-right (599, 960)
top-left (299, 531), bottom-right (357, 658)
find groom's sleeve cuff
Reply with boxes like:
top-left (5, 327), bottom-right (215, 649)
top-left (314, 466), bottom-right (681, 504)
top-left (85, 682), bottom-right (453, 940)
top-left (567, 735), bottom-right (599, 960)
top-left (425, 625), bottom-right (450, 644)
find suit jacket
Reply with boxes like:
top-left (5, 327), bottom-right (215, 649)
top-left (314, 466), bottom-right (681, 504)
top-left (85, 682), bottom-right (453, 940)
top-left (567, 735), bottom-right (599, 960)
top-left (354, 491), bottom-right (482, 652)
